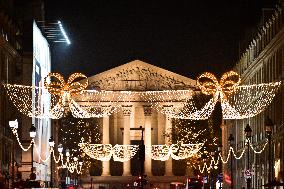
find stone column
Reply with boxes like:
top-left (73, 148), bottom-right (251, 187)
top-left (165, 113), bottom-right (173, 176)
top-left (122, 105), bottom-right (132, 176)
top-left (157, 112), bottom-right (165, 144)
top-left (113, 112), bottom-right (118, 145)
top-left (102, 116), bottom-right (110, 176)
top-left (143, 105), bottom-right (152, 176)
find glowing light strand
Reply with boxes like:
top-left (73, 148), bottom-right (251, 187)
top-left (9, 124), bottom-right (83, 174)
top-left (79, 141), bottom-right (203, 162)
top-left (4, 71), bottom-right (280, 120)
top-left (9, 126), bottom-right (33, 151)
top-left (196, 71), bottom-right (281, 120)
top-left (3, 84), bottom-right (62, 119)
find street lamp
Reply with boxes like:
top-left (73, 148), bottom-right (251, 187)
top-left (65, 148), bottom-right (70, 186)
top-left (210, 151), bottom-right (216, 189)
top-left (49, 136), bottom-right (55, 187)
top-left (265, 117), bottom-right (273, 189)
top-left (29, 124), bottom-right (36, 180)
top-left (58, 143), bottom-right (63, 154)
top-left (9, 119), bottom-right (18, 187)
top-left (244, 124), bottom-right (252, 189)
top-left (218, 144), bottom-right (223, 189)
top-left (201, 152), bottom-right (208, 187)
top-left (228, 134), bottom-right (234, 189)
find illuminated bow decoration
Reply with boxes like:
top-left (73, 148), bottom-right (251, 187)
top-left (44, 72), bottom-right (88, 99)
top-left (197, 71), bottom-right (241, 96)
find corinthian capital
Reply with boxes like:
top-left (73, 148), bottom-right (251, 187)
top-left (143, 105), bottom-right (152, 116)
top-left (122, 105), bottom-right (132, 116)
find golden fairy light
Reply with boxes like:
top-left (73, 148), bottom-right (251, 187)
top-left (3, 84), bottom-right (63, 119)
top-left (193, 71), bottom-right (281, 119)
top-left (197, 71), bottom-right (241, 96)
top-left (43, 72), bottom-right (88, 100)
top-left (3, 71), bottom-right (281, 120)
top-left (79, 139), bottom-right (203, 162)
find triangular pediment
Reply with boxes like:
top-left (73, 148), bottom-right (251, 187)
top-left (87, 60), bottom-right (196, 91)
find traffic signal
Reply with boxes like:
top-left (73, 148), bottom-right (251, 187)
top-left (138, 144), bottom-right (145, 161)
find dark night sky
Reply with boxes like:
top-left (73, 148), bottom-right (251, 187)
top-left (44, 0), bottom-right (276, 79)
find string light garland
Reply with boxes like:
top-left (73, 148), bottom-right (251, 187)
top-left (145, 145), bottom-right (171, 161)
top-left (224, 82), bottom-right (281, 119)
top-left (3, 84), bottom-right (63, 119)
top-left (9, 119), bottom-right (84, 174)
top-left (69, 90), bottom-right (129, 118)
top-left (78, 142), bottom-right (113, 161)
top-left (78, 140), bottom-right (139, 162)
top-left (112, 144), bottom-right (140, 162)
top-left (194, 71), bottom-right (281, 120)
top-left (217, 139), bottom-right (268, 164)
top-left (198, 156), bottom-right (220, 173)
top-left (4, 71), bottom-right (281, 120)
top-left (170, 143), bottom-right (204, 160)
top-left (198, 138), bottom-right (268, 173)
top-left (79, 140), bottom-right (203, 162)
top-left (145, 143), bottom-right (204, 161)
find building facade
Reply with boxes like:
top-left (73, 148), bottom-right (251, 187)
top-left (80, 60), bottom-right (197, 189)
top-left (0, 5), bottom-right (22, 188)
top-left (225, 4), bottom-right (284, 189)
top-left (0, 1), bottom-right (54, 187)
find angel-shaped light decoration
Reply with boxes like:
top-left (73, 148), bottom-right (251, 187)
top-left (78, 139), bottom-right (139, 162)
top-left (2, 72), bottom-right (88, 119)
top-left (4, 72), bottom-right (128, 119)
top-left (44, 72), bottom-right (129, 118)
top-left (78, 141), bottom-right (113, 161)
top-left (3, 83), bottom-right (63, 119)
top-left (43, 72), bottom-right (89, 117)
top-left (169, 71), bottom-right (281, 120)
top-left (79, 139), bottom-right (203, 162)
top-left (145, 143), bottom-right (203, 161)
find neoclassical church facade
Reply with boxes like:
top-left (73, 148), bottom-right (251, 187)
top-left (82, 60), bottom-right (196, 188)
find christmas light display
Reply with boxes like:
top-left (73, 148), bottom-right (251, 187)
top-left (170, 143), bottom-right (204, 160)
top-left (193, 71), bottom-right (281, 120)
top-left (3, 71), bottom-right (281, 120)
top-left (79, 140), bottom-right (203, 162)
top-left (145, 145), bottom-right (170, 161)
top-left (78, 142), bottom-right (113, 161)
top-left (199, 139), bottom-right (269, 173)
top-left (9, 119), bottom-right (84, 174)
top-left (78, 140), bottom-right (139, 162)
top-left (43, 72), bottom-right (88, 97)
top-left (145, 143), bottom-right (203, 161)
top-left (112, 144), bottom-right (140, 162)
top-left (224, 82), bottom-right (281, 119)
top-left (69, 90), bottom-right (128, 118)
top-left (59, 113), bottom-right (102, 174)
top-left (3, 84), bottom-right (63, 119)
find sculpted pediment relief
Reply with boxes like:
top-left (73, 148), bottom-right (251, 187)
top-left (87, 60), bottom-right (195, 91)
